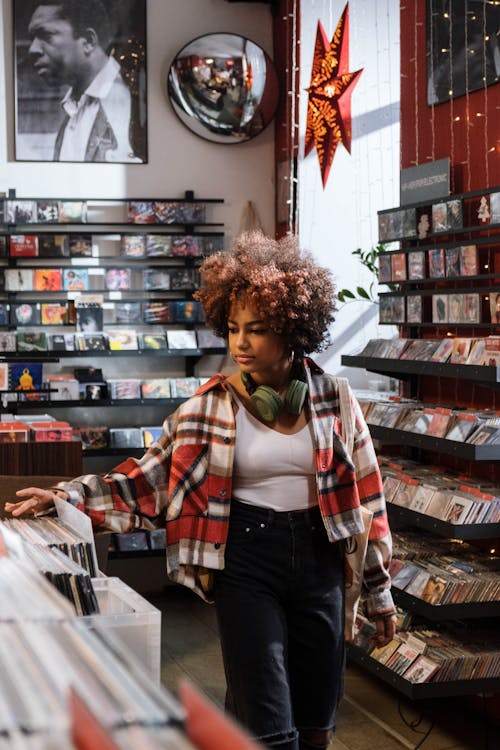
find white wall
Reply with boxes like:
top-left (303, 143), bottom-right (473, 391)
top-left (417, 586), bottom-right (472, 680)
top-left (298, 0), bottom-right (400, 388)
top-left (0, 0), bottom-right (276, 243)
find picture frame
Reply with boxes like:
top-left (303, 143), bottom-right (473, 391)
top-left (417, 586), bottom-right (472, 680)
top-left (427, 0), bottom-right (500, 105)
top-left (13, 0), bottom-right (147, 163)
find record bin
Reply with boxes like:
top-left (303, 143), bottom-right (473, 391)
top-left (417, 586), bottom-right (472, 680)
top-left (83, 576), bottom-right (161, 684)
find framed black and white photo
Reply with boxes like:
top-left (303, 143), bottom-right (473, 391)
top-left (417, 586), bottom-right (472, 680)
top-left (14, 0), bottom-right (147, 162)
top-left (427, 0), bottom-right (500, 105)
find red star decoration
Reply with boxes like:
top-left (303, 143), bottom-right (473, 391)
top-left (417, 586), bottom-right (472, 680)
top-left (305, 4), bottom-right (363, 188)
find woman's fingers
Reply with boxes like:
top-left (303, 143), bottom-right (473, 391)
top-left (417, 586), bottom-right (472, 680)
top-left (4, 487), bottom-right (55, 516)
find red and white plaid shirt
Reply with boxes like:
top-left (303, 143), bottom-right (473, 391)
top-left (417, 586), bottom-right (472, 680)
top-left (57, 358), bottom-right (394, 617)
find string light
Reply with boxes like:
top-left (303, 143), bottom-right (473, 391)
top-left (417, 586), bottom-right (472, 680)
top-left (429, 0), bottom-right (436, 159)
top-left (414, 0), bottom-right (419, 165)
top-left (447, 0), bottom-right (455, 192)
top-left (482, 2), bottom-right (490, 185)
top-left (464, 0), bottom-right (471, 191)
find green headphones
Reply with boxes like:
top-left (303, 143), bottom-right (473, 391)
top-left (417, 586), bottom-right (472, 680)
top-left (241, 371), bottom-right (308, 423)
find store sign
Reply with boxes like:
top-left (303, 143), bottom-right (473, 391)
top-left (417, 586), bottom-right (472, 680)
top-left (400, 158), bottom-right (450, 205)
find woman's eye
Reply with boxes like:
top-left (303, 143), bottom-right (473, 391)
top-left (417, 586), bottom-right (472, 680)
top-left (250, 329), bottom-right (266, 335)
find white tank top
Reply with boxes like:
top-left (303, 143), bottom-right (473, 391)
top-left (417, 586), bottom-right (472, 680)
top-left (232, 393), bottom-right (318, 511)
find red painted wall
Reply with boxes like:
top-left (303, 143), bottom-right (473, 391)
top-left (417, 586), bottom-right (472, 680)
top-left (400, 1), bottom-right (500, 194)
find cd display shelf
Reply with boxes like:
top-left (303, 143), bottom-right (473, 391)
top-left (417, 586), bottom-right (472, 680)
top-left (342, 183), bottom-right (500, 700)
top-left (0, 191), bottom-right (227, 465)
top-left (375, 183), bottom-right (500, 332)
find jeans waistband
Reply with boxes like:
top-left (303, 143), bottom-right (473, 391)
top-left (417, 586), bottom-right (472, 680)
top-left (230, 498), bottom-right (322, 528)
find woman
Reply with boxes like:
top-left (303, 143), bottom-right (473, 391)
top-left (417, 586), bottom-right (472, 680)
top-left (5, 232), bottom-right (396, 750)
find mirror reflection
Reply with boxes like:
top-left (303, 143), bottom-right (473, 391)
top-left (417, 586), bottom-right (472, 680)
top-left (168, 33), bottom-right (279, 144)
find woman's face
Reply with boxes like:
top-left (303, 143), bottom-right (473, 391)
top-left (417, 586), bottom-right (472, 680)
top-left (228, 301), bottom-right (290, 385)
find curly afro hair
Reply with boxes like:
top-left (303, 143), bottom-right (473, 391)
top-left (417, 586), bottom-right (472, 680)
top-left (194, 231), bottom-right (336, 354)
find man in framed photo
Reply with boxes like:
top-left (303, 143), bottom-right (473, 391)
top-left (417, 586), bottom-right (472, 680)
top-left (15, 0), bottom-right (146, 162)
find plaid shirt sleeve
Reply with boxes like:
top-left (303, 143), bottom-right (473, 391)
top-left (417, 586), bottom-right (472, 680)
top-left (55, 419), bottom-right (175, 532)
top-left (350, 388), bottom-right (396, 618)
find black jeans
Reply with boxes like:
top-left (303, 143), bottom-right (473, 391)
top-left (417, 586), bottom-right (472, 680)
top-left (214, 499), bottom-right (345, 750)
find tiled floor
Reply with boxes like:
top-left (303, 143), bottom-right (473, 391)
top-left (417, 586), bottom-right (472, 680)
top-left (145, 585), bottom-right (500, 750)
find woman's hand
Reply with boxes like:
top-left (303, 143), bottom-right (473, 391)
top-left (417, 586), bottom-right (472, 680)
top-left (4, 487), bottom-right (66, 517)
top-left (373, 613), bottom-right (397, 647)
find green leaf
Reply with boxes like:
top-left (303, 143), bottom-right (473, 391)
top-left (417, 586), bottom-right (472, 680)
top-left (339, 289), bottom-right (355, 300)
top-left (356, 287), bottom-right (371, 300)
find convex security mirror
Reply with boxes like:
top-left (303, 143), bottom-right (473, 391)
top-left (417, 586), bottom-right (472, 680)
top-left (167, 32), bottom-right (278, 144)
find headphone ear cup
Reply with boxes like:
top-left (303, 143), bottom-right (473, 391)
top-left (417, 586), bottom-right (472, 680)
top-left (283, 379), bottom-right (308, 415)
top-left (251, 385), bottom-right (282, 422)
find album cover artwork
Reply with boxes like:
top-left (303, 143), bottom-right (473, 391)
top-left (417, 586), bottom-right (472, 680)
top-left (79, 380), bottom-right (109, 399)
top-left (38, 234), bottom-right (70, 257)
top-left (9, 234), bottom-right (38, 257)
top-left (41, 303), bottom-right (68, 325)
top-left (69, 234), bottom-right (93, 257)
top-left (45, 376), bottom-right (79, 401)
top-left (463, 294), bottom-right (481, 324)
top-left (105, 268), bottom-right (131, 291)
top-left (170, 236), bottom-right (202, 256)
top-left (107, 331), bottom-right (138, 351)
top-left (49, 333), bottom-right (75, 351)
top-left (154, 202), bottom-right (206, 225)
top-left (378, 212), bottom-right (391, 242)
top-left (406, 296), bottom-right (422, 323)
top-left (76, 304), bottom-right (103, 333)
top-left (416, 206), bottom-right (432, 239)
top-left (5, 200), bottom-right (37, 224)
top-left (378, 254), bottom-right (392, 283)
top-left (196, 329), bottom-right (226, 349)
top-left (145, 234), bottom-right (172, 256)
top-left (141, 379), bottom-right (171, 398)
top-left (0, 304), bottom-right (9, 326)
top-left (108, 379), bottom-right (141, 398)
top-left (9, 362), bottom-right (43, 393)
top-left (114, 301), bottom-right (142, 324)
top-left (5, 268), bottom-right (33, 291)
top-left (109, 427), bottom-right (143, 447)
top-left (34, 268), bottom-right (62, 291)
top-left (0, 332), bottom-right (17, 352)
top-left (459, 245), bottom-right (478, 276)
top-left (390, 253), bottom-right (407, 282)
top-left (58, 201), bottom-right (88, 223)
top-left (11, 303), bottom-right (39, 326)
top-left (432, 202), bottom-right (448, 233)
top-left (166, 329), bottom-right (197, 349)
top-left (172, 300), bottom-right (200, 323)
top-left (142, 426), bottom-right (163, 448)
top-left (446, 199), bottom-right (463, 229)
top-left (78, 426), bottom-right (109, 449)
top-left (0, 237), bottom-right (6, 257)
top-left (170, 268), bottom-right (199, 291)
top-left (140, 332), bottom-right (167, 349)
top-left (448, 294), bottom-right (464, 324)
top-left (202, 235), bottom-right (224, 255)
top-left (407, 251), bottom-right (425, 280)
top-left (142, 301), bottom-right (172, 324)
top-left (428, 248), bottom-right (445, 278)
top-left (444, 247), bottom-right (460, 277)
top-left (127, 201), bottom-right (156, 224)
top-left (121, 234), bottom-right (146, 257)
top-left (432, 294), bottom-right (448, 324)
top-left (402, 207), bottom-right (417, 238)
top-left (63, 268), bottom-right (89, 291)
top-left (490, 192), bottom-right (500, 224)
top-left (36, 200), bottom-right (59, 223)
top-left (489, 291), bottom-right (500, 324)
top-left (79, 337), bottom-right (108, 354)
top-left (143, 268), bottom-right (170, 291)
top-left (16, 331), bottom-right (48, 352)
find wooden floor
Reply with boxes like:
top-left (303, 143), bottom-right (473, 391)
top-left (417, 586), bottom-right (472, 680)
top-left (144, 584), bottom-right (500, 750)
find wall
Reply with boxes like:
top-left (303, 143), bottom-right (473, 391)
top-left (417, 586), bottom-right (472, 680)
top-left (0, 0), bottom-right (276, 243)
top-left (400, 0), bottom-right (500, 193)
top-left (297, 0), bottom-right (401, 386)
